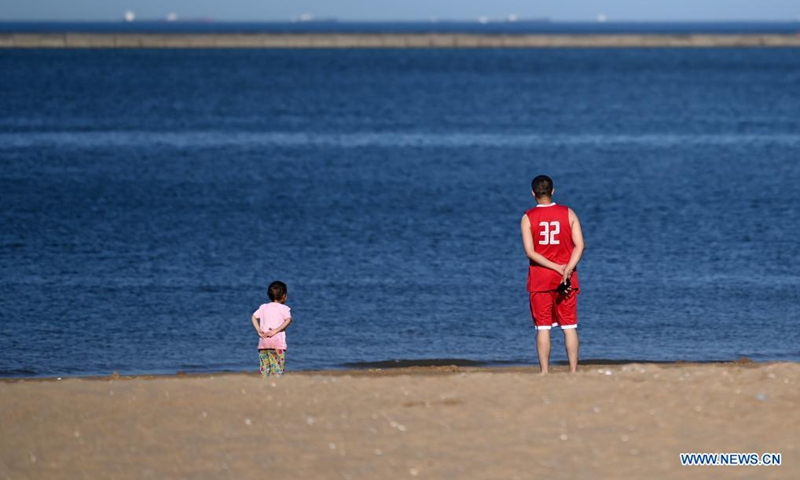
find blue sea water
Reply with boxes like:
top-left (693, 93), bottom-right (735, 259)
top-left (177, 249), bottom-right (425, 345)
top-left (1, 48), bottom-right (800, 377)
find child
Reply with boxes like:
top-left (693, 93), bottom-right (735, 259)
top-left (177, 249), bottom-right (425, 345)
top-left (251, 281), bottom-right (292, 377)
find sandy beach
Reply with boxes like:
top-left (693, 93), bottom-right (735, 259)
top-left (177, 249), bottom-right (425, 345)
top-left (1, 362), bottom-right (797, 479)
top-left (2, 33), bottom-right (800, 48)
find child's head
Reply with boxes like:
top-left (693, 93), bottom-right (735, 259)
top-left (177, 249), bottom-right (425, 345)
top-left (267, 281), bottom-right (288, 303)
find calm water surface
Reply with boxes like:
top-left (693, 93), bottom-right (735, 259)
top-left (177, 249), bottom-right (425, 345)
top-left (1, 48), bottom-right (799, 376)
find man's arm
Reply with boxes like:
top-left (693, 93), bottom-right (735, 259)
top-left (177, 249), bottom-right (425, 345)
top-left (563, 208), bottom-right (585, 283)
top-left (521, 214), bottom-right (566, 275)
top-left (252, 314), bottom-right (268, 338)
top-left (264, 317), bottom-right (293, 338)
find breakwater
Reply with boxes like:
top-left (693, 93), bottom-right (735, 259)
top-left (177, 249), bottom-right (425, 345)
top-left (2, 33), bottom-right (800, 48)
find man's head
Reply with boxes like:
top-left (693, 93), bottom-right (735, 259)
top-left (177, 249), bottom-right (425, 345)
top-left (268, 281), bottom-right (288, 302)
top-left (531, 175), bottom-right (554, 199)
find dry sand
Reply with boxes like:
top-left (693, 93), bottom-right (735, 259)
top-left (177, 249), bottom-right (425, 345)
top-left (1, 362), bottom-right (797, 479)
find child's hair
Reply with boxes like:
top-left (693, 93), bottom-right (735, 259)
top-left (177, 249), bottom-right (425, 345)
top-left (267, 281), bottom-right (288, 301)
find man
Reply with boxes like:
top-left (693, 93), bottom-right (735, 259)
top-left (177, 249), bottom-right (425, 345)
top-left (520, 175), bottom-right (585, 374)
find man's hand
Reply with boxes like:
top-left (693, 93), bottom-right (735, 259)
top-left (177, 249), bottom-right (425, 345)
top-left (264, 329), bottom-right (276, 338)
top-left (555, 264), bottom-right (567, 276)
top-left (560, 268), bottom-right (574, 295)
top-left (257, 329), bottom-right (270, 339)
top-left (562, 267), bottom-right (574, 285)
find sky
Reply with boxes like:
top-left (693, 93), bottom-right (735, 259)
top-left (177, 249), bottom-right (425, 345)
top-left (1, 0), bottom-right (799, 22)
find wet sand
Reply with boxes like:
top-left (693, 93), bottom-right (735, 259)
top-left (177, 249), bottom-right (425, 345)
top-left (2, 33), bottom-right (800, 48)
top-left (1, 362), bottom-right (797, 479)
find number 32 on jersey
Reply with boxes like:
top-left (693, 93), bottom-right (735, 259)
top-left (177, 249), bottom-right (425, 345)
top-left (538, 221), bottom-right (560, 245)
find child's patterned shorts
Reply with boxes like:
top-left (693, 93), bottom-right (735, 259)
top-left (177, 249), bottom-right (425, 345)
top-left (259, 349), bottom-right (285, 377)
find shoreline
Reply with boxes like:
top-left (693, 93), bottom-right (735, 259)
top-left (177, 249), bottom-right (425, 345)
top-left (1, 357), bottom-right (777, 382)
top-left (2, 33), bottom-right (800, 48)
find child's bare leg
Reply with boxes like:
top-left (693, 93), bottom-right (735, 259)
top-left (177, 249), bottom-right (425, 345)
top-left (536, 329), bottom-right (551, 374)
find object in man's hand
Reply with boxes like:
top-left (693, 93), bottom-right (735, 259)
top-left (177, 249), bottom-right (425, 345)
top-left (557, 278), bottom-right (571, 294)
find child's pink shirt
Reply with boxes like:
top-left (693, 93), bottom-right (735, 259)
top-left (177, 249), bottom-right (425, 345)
top-left (253, 302), bottom-right (291, 350)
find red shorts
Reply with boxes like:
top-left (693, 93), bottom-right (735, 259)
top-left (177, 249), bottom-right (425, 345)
top-left (529, 289), bottom-right (579, 330)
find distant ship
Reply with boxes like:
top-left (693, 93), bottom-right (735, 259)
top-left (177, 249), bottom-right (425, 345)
top-left (123, 11), bottom-right (135, 22)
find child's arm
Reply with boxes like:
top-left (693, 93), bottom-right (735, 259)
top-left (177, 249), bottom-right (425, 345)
top-left (264, 317), bottom-right (292, 337)
top-left (251, 315), bottom-right (269, 338)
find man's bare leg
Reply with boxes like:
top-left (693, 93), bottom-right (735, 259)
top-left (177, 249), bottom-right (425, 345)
top-left (563, 328), bottom-right (579, 373)
top-left (536, 329), bottom-right (551, 374)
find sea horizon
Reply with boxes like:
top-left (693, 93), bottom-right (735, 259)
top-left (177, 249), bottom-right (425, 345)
top-left (1, 19), bottom-right (799, 35)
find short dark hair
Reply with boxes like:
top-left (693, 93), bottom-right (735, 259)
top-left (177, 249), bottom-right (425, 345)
top-left (267, 281), bottom-right (288, 301)
top-left (531, 175), bottom-right (554, 198)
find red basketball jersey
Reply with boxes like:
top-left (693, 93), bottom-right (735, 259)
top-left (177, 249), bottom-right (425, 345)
top-left (526, 203), bottom-right (580, 292)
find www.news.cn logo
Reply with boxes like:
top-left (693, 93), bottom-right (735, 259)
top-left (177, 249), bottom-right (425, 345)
top-left (680, 452), bottom-right (781, 466)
